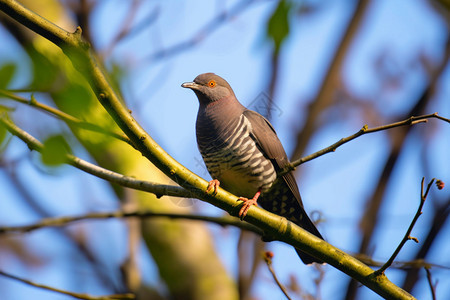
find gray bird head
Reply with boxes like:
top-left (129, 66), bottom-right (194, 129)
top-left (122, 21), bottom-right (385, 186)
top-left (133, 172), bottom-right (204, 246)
top-left (181, 73), bottom-right (236, 105)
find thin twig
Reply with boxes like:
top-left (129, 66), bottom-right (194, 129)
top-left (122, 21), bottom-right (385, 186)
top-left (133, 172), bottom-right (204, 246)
top-left (145, 0), bottom-right (257, 61)
top-left (285, 113), bottom-right (449, 174)
top-left (353, 254), bottom-right (449, 270)
top-left (263, 252), bottom-right (293, 300)
top-left (375, 178), bottom-right (435, 275)
top-left (425, 268), bottom-right (437, 300)
top-left (0, 90), bottom-right (133, 146)
top-left (0, 270), bottom-right (135, 300)
top-left (0, 209), bottom-right (263, 235)
top-left (102, 1), bottom-right (159, 58)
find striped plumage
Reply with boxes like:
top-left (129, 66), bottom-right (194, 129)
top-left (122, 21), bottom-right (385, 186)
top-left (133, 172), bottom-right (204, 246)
top-left (197, 113), bottom-right (277, 198)
top-left (182, 73), bottom-right (323, 264)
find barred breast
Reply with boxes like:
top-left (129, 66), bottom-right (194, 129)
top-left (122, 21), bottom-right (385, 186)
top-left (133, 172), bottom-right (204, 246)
top-left (197, 114), bottom-right (277, 198)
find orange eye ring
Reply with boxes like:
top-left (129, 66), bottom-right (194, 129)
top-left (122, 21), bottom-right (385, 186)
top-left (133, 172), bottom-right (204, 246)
top-left (207, 80), bottom-right (216, 87)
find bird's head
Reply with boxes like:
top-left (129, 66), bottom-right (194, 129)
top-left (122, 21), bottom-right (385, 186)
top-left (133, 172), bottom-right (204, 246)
top-left (182, 73), bottom-right (236, 105)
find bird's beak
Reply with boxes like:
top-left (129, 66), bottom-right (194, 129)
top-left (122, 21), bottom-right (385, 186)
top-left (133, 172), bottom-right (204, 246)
top-left (181, 82), bottom-right (198, 89)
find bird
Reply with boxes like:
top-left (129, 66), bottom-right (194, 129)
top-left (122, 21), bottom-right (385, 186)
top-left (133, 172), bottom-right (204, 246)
top-left (182, 73), bottom-right (323, 264)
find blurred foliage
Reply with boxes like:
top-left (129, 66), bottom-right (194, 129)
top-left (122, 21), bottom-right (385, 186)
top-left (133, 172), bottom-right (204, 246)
top-left (0, 63), bottom-right (16, 89)
top-left (41, 134), bottom-right (71, 166)
top-left (267, 0), bottom-right (291, 53)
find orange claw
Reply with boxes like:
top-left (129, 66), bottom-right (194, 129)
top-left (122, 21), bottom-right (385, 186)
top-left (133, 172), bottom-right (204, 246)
top-left (207, 179), bottom-right (220, 194)
top-left (238, 189), bottom-right (261, 220)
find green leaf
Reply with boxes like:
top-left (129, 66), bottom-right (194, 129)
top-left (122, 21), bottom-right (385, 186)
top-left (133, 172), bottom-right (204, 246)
top-left (53, 82), bottom-right (93, 118)
top-left (28, 47), bottom-right (60, 90)
top-left (41, 135), bottom-right (72, 166)
top-left (0, 122), bottom-right (6, 145)
top-left (267, 0), bottom-right (291, 53)
top-left (0, 63), bottom-right (17, 89)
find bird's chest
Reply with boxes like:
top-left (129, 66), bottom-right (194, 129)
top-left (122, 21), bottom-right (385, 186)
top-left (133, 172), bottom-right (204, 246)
top-left (197, 115), bottom-right (276, 197)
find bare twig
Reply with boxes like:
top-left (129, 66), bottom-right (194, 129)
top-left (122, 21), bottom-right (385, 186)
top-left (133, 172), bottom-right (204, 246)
top-left (401, 198), bottom-right (450, 291)
top-left (0, 90), bottom-right (133, 146)
top-left (263, 252), bottom-right (293, 300)
top-left (0, 209), bottom-right (263, 235)
top-left (145, 0), bottom-right (257, 61)
top-left (291, 0), bottom-right (372, 161)
top-left (0, 161), bottom-right (120, 290)
top-left (375, 178), bottom-right (435, 275)
top-left (425, 268), bottom-right (437, 300)
top-left (354, 253), bottom-right (449, 270)
top-left (102, 1), bottom-right (159, 58)
top-left (285, 113), bottom-right (449, 174)
top-left (0, 270), bottom-right (135, 300)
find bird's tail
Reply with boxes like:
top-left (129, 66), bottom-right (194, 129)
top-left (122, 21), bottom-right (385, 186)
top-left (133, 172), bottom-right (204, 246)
top-left (261, 177), bottom-right (324, 264)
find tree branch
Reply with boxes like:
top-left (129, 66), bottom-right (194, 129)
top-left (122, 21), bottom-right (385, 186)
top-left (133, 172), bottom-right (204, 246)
top-left (0, 90), bottom-right (133, 146)
top-left (0, 115), bottom-right (191, 199)
top-left (0, 1), bottom-right (417, 298)
top-left (375, 178), bottom-right (435, 275)
top-left (290, 0), bottom-right (372, 161)
top-left (0, 270), bottom-right (135, 300)
top-left (286, 113), bottom-right (449, 173)
top-left (145, 0), bottom-right (257, 62)
top-left (354, 253), bottom-right (449, 271)
top-left (0, 209), bottom-right (263, 235)
top-left (263, 251), bottom-right (293, 300)
top-left (425, 268), bottom-right (437, 300)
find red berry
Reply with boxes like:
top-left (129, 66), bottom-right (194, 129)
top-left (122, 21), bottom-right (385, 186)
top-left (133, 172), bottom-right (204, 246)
top-left (436, 180), bottom-right (445, 190)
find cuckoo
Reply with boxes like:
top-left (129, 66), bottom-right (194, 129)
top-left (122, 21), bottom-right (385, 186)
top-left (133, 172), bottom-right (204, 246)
top-left (182, 73), bottom-right (323, 264)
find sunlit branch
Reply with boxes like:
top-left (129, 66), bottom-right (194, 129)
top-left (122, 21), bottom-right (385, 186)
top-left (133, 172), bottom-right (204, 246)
top-left (0, 270), bottom-right (135, 300)
top-left (285, 113), bottom-right (450, 174)
top-left (0, 90), bottom-right (133, 146)
top-left (0, 209), bottom-right (263, 235)
top-left (375, 178), bottom-right (436, 275)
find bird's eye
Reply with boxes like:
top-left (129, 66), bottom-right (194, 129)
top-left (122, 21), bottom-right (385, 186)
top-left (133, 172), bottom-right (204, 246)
top-left (207, 80), bottom-right (216, 87)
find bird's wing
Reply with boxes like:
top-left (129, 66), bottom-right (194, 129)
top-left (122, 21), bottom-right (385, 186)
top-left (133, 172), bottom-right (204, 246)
top-left (244, 109), bottom-right (323, 244)
top-left (243, 110), bottom-right (302, 201)
top-left (243, 110), bottom-right (288, 167)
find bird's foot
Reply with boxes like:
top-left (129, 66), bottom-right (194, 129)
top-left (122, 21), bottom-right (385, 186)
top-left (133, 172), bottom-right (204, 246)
top-left (238, 190), bottom-right (261, 220)
top-left (206, 179), bottom-right (220, 194)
